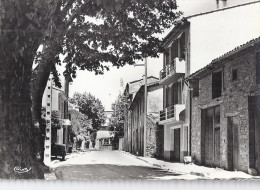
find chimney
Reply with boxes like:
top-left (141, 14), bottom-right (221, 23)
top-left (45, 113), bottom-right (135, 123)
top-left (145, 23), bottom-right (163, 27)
top-left (216, 0), bottom-right (227, 9)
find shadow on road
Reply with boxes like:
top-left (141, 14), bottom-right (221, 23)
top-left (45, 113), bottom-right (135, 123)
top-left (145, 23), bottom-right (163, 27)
top-left (55, 164), bottom-right (181, 180)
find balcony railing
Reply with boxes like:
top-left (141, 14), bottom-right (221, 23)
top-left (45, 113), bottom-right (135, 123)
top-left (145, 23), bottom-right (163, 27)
top-left (159, 58), bottom-right (185, 85)
top-left (160, 64), bottom-right (174, 80)
top-left (160, 105), bottom-right (175, 121)
top-left (159, 104), bottom-right (185, 123)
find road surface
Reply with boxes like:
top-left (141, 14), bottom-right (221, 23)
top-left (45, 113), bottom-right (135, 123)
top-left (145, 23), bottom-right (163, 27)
top-left (53, 150), bottom-right (182, 180)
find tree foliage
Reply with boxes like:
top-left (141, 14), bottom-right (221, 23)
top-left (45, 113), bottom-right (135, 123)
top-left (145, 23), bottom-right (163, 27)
top-left (41, 108), bottom-right (63, 128)
top-left (33, 0), bottom-right (181, 90)
top-left (51, 110), bottom-right (63, 129)
top-left (61, 0), bottom-right (181, 77)
top-left (69, 109), bottom-right (92, 141)
top-left (40, 108), bottom-right (63, 144)
top-left (109, 93), bottom-right (125, 137)
top-left (70, 92), bottom-right (106, 131)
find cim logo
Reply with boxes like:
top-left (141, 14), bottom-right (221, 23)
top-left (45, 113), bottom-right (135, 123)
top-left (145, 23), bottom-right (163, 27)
top-left (14, 166), bottom-right (31, 173)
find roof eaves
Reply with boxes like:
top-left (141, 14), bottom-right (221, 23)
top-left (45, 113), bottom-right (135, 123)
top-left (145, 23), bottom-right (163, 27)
top-left (129, 81), bottom-right (160, 110)
top-left (161, 20), bottom-right (189, 48)
top-left (187, 36), bottom-right (260, 80)
top-left (211, 37), bottom-right (260, 63)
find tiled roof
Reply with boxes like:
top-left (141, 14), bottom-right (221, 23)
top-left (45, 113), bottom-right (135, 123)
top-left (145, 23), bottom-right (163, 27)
top-left (211, 37), bottom-right (260, 63)
top-left (127, 76), bottom-right (159, 95)
top-left (128, 79), bottom-right (161, 110)
top-left (187, 36), bottom-right (260, 79)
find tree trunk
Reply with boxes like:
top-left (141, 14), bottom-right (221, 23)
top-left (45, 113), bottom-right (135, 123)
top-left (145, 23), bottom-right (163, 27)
top-left (0, 45), bottom-right (44, 179)
top-left (31, 40), bottom-right (61, 163)
top-left (0, 0), bottom-right (52, 179)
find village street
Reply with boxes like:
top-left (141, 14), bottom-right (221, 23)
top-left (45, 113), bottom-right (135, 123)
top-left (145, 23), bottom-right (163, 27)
top-left (46, 150), bottom-right (260, 181)
top-left (50, 150), bottom-right (182, 180)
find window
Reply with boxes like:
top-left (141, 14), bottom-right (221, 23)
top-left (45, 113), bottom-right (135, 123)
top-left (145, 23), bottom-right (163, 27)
top-left (165, 51), bottom-right (169, 65)
top-left (232, 69), bottom-right (238, 81)
top-left (192, 79), bottom-right (199, 97)
top-left (179, 33), bottom-right (186, 60)
top-left (165, 87), bottom-right (169, 107)
top-left (212, 70), bottom-right (222, 99)
top-left (103, 139), bottom-right (110, 145)
top-left (171, 41), bottom-right (178, 61)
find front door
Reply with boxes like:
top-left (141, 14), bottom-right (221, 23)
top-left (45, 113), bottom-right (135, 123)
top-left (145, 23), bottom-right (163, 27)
top-left (173, 128), bottom-right (180, 162)
top-left (202, 106), bottom-right (220, 167)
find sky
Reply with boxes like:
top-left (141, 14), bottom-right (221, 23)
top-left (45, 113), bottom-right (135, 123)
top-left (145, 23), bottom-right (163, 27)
top-left (68, 0), bottom-right (257, 110)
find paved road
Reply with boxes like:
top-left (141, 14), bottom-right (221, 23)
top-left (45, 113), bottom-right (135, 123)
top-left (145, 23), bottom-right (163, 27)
top-left (55, 164), bottom-right (181, 180)
top-left (53, 150), bottom-right (181, 180)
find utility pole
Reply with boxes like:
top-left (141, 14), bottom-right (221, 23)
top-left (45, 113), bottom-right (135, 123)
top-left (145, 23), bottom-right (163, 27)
top-left (143, 57), bottom-right (147, 157)
top-left (134, 57), bottom-right (148, 157)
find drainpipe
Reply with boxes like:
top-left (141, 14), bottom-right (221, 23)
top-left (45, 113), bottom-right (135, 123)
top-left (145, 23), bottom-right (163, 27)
top-left (184, 78), bottom-right (192, 157)
top-left (143, 57), bottom-right (148, 157)
top-left (189, 88), bottom-right (192, 157)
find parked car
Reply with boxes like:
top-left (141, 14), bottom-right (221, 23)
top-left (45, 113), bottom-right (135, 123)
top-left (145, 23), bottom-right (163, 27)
top-left (51, 143), bottom-right (66, 161)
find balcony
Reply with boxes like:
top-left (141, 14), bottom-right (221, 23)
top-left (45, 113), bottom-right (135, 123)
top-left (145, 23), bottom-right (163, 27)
top-left (159, 104), bottom-right (185, 124)
top-left (159, 58), bottom-right (185, 85)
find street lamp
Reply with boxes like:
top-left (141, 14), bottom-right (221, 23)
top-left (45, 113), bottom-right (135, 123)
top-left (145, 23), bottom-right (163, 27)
top-left (134, 57), bottom-right (147, 157)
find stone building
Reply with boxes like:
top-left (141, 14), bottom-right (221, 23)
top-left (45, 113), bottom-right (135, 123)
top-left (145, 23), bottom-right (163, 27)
top-left (159, 0), bottom-right (260, 163)
top-left (123, 76), bottom-right (163, 157)
top-left (187, 37), bottom-right (260, 173)
top-left (123, 78), bottom-right (143, 153)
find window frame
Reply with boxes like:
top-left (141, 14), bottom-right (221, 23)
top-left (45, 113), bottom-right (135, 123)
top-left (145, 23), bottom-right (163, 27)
top-left (212, 69), bottom-right (223, 99)
top-left (232, 68), bottom-right (238, 81)
top-left (192, 79), bottom-right (200, 98)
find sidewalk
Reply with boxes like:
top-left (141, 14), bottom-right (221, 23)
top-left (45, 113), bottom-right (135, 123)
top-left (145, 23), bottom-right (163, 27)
top-left (122, 151), bottom-right (259, 180)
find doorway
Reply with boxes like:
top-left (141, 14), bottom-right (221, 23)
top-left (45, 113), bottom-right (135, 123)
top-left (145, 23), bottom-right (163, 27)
top-left (227, 116), bottom-right (239, 171)
top-left (202, 105), bottom-right (220, 167)
top-left (173, 128), bottom-right (180, 162)
top-left (248, 95), bottom-right (260, 172)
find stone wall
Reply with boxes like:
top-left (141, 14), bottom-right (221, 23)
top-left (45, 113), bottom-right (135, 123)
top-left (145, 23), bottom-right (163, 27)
top-left (190, 98), bottom-right (201, 164)
top-left (146, 114), bottom-right (164, 158)
top-left (191, 49), bottom-right (256, 172)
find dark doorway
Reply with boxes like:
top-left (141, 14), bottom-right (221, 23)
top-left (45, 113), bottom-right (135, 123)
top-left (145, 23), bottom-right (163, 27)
top-left (173, 128), bottom-right (180, 162)
top-left (227, 116), bottom-right (239, 171)
top-left (214, 127), bottom-right (221, 167)
top-left (204, 108), bottom-right (214, 166)
top-left (248, 95), bottom-right (260, 172)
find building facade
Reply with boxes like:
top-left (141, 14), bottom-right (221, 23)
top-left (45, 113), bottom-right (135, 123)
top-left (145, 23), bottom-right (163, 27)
top-left (123, 78), bottom-right (145, 153)
top-left (95, 130), bottom-right (114, 150)
top-left (123, 76), bottom-right (164, 157)
top-left (43, 69), bottom-right (73, 164)
top-left (95, 111), bottom-right (115, 150)
top-left (187, 37), bottom-right (260, 173)
top-left (159, 0), bottom-right (260, 163)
